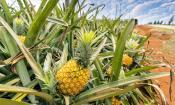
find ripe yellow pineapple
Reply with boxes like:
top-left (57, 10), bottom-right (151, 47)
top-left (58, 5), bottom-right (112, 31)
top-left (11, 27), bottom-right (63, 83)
top-left (107, 54), bottom-right (133, 76)
top-left (122, 54), bottom-right (133, 66)
top-left (112, 97), bottom-right (122, 105)
top-left (18, 35), bottom-right (26, 44)
top-left (56, 31), bottom-right (95, 96)
top-left (56, 60), bottom-right (90, 95)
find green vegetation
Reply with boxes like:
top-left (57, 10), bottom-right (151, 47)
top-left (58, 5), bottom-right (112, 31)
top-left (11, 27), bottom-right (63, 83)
top-left (0, 0), bottom-right (171, 105)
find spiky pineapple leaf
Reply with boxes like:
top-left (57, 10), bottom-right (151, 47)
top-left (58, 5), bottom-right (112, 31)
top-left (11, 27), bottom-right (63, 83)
top-left (0, 16), bottom-right (45, 81)
top-left (90, 37), bottom-right (107, 62)
top-left (12, 79), bottom-right (39, 102)
top-left (1, 0), bottom-right (13, 25)
top-left (43, 53), bottom-right (52, 73)
top-left (136, 35), bottom-right (150, 49)
top-left (112, 20), bottom-right (135, 80)
top-left (73, 84), bottom-right (143, 105)
top-left (75, 72), bottom-right (169, 104)
top-left (145, 83), bottom-right (168, 105)
top-left (125, 66), bottom-right (158, 76)
top-left (0, 84), bottom-right (54, 104)
top-left (0, 98), bottom-right (29, 105)
top-left (25, 0), bottom-right (59, 47)
top-left (56, 43), bottom-right (68, 68)
top-left (47, 17), bottom-right (68, 27)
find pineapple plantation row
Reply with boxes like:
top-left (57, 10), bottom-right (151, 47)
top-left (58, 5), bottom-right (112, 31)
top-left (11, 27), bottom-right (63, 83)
top-left (0, 0), bottom-right (171, 105)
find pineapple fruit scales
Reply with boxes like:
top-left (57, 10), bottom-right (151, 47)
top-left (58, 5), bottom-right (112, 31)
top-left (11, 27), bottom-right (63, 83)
top-left (112, 97), bottom-right (122, 105)
top-left (107, 54), bottom-right (133, 76)
top-left (56, 31), bottom-right (95, 96)
top-left (18, 35), bottom-right (26, 44)
top-left (56, 60), bottom-right (90, 96)
top-left (122, 54), bottom-right (133, 66)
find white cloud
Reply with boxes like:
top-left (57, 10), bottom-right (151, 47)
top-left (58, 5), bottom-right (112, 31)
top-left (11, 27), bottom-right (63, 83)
top-left (30, 0), bottom-right (41, 10)
top-left (161, 1), bottom-right (175, 7)
top-left (130, 0), bottom-right (161, 17)
top-left (127, 0), bottom-right (135, 3)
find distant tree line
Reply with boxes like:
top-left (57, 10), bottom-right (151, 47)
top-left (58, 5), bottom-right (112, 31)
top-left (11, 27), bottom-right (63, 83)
top-left (148, 20), bottom-right (163, 25)
top-left (148, 16), bottom-right (174, 25)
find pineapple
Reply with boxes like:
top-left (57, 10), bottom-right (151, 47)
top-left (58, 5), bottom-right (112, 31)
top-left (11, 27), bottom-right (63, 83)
top-left (112, 97), bottom-right (122, 105)
top-left (14, 17), bottom-right (25, 35)
top-left (106, 66), bottom-right (112, 76)
top-left (18, 35), bottom-right (26, 44)
top-left (56, 60), bottom-right (90, 95)
top-left (125, 39), bottom-right (139, 50)
top-left (122, 54), bottom-right (133, 66)
top-left (56, 31), bottom-right (95, 96)
top-left (107, 54), bottom-right (133, 76)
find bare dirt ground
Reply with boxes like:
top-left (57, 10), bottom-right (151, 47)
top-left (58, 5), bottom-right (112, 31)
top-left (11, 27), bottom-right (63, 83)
top-left (134, 25), bottom-right (175, 105)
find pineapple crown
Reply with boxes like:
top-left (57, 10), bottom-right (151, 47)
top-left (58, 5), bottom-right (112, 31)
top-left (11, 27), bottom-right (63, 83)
top-left (79, 31), bottom-right (95, 45)
top-left (125, 39), bottom-right (139, 50)
top-left (76, 30), bottom-right (96, 67)
top-left (14, 17), bottom-right (25, 35)
top-left (14, 17), bottom-right (24, 26)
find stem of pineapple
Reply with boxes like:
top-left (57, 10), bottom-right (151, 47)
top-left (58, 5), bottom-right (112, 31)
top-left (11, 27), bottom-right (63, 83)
top-left (64, 95), bottom-right (70, 105)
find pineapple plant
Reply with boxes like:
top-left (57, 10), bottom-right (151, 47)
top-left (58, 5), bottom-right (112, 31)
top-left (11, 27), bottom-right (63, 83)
top-left (13, 17), bottom-right (25, 35)
top-left (56, 31), bottom-right (96, 96)
top-left (0, 0), bottom-right (171, 105)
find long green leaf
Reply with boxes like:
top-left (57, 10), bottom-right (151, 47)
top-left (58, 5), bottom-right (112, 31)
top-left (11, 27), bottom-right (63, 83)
top-left (22, 0), bottom-right (33, 20)
top-left (34, 0), bottom-right (47, 18)
top-left (133, 89), bottom-right (149, 103)
top-left (0, 26), bottom-right (36, 103)
top-left (93, 58), bottom-right (105, 81)
top-left (90, 38), bottom-right (107, 62)
top-left (0, 17), bottom-right (45, 81)
top-left (0, 27), bottom-right (32, 85)
top-left (64, 0), bottom-right (78, 21)
top-left (43, 25), bottom-right (61, 45)
top-left (12, 79), bottom-right (38, 101)
top-left (0, 84), bottom-right (54, 104)
top-left (136, 35), bottom-right (150, 49)
top-left (112, 20), bottom-right (135, 80)
top-left (75, 72), bottom-right (169, 101)
top-left (47, 17), bottom-right (68, 27)
top-left (25, 0), bottom-right (59, 47)
top-left (16, 0), bottom-right (24, 10)
top-left (125, 66), bottom-right (158, 76)
top-left (73, 84), bottom-right (143, 105)
top-left (0, 98), bottom-right (29, 105)
top-left (0, 73), bottom-right (17, 83)
top-left (1, 0), bottom-right (13, 25)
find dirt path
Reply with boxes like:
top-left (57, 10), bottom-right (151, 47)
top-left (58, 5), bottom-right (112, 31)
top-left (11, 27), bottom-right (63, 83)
top-left (134, 25), bottom-right (175, 105)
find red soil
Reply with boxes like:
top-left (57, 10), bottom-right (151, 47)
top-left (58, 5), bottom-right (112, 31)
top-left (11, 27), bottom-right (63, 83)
top-left (135, 25), bottom-right (175, 105)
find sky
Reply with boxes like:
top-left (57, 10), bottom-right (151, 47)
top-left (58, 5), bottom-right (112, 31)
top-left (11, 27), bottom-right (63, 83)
top-left (6, 0), bottom-right (175, 24)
